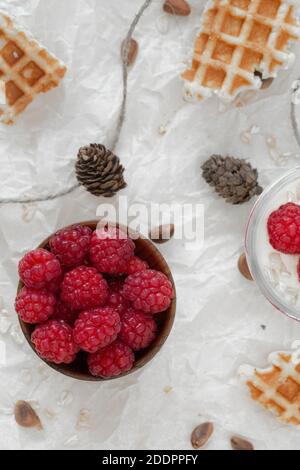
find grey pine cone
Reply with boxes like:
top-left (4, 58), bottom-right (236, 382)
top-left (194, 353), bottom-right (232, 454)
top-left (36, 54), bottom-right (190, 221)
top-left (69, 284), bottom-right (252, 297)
top-left (76, 144), bottom-right (127, 197)
top-left (202, 155), bottom-right (263, 205)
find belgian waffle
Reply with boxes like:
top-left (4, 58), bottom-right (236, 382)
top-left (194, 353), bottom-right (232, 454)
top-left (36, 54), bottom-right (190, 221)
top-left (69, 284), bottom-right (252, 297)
top-left (182, 0), bottom-right (300, 101)
top-left (240, 345), bottom-right (300, 425)
top-left (0, 10), bottom-right (66, 124)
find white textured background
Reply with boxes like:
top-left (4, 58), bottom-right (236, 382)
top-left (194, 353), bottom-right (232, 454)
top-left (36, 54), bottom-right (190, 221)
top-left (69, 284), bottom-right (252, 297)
top-left (1, 0), bottom-right (300, 450)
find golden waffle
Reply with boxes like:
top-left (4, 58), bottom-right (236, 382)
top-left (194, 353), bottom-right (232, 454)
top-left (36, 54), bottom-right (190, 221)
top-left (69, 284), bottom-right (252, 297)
top-left (182, 0), bottom-right (300, 101)
top-left (240, 345), bottom-right (300, 425)
top-left (0, 10), bottom-right (66, 124)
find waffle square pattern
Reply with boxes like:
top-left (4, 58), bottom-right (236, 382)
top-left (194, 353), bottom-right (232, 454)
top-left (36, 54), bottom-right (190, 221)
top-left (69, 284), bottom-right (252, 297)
top-left (240, 344), bottom-right (300, 425)
top-left (0, 10), bottom-right (66, 124)
top-left (182, 0), bottom-right (300, 101)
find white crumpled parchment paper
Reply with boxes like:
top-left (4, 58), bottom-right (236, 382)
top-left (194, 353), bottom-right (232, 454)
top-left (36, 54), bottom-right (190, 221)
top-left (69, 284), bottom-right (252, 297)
top-left (1, 0), bottom-right (300, 450)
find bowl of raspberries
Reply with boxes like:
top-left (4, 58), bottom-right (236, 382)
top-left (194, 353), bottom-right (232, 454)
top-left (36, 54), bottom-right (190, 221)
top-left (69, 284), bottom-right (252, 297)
top-left (15, 222), bottom-right (176, 380)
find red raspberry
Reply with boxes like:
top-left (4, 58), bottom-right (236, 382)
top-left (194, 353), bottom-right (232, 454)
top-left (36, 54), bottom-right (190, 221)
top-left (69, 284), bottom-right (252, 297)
top-left (88, 340), bottom-right (134, 378)
top-left (53, 300), bottom-right (78, 326)
top-left (32, 320), bottom-right (79, 364)
top-left (74, 307), bottom-right (121, 353)
top-left (15, 287), bottom-right (56, 324)
top-left (267, 203), bottom-right (300, 254)
top-left (90, 227), bottom-right (135, 275)
top-left (106, 280), bottom-right (131, 316)
top-left (50, 225), bottom-right (92, 268)
top-left (46, 271), bottom-right (64, 294)
top-left (119, 309), bottom-right (157, 351)
top-left (61, 266), bottom-right (108, 311)
top-left (19, 248), bottom-right (62, 289)
top-left (126, 256), bottom-right (149, 275)
top-left (122, 269), bottom-right (174, 314)
top-left (108, 279), bottom-right (124, 292)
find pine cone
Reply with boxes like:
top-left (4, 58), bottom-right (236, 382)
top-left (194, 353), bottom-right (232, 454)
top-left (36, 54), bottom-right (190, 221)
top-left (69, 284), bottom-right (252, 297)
top-left (76, 144), bottom-right (127, 197)
top-left (201, 155), bottom-right (263, 204)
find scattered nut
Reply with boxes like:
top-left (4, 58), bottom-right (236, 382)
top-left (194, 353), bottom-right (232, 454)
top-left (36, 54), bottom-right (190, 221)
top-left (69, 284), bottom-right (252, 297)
top-left (76, 409), bottom-right (91, 430)
top-left (150, 224), bottom-right (175, 244)
top-left (163, 0), bottom-right (191, 16)
top-left (254, 71), bottom-right (274, 90)
top-left (261, 77), bottom-right (274, 90)
top-left (231, 436), bottom-right (254, 451)
top-left (238, 253), bottom-right (253, 281)
top-left (158, 125), bottom-right (167, 135)
top-left (14, 401), bottom-right (43, 430)
top-left (44, 409), bottom-right (56, 419)
top-left (191, 422), bottom-right (214, 449)
top-left (121, 38), bottom-right (138, 66)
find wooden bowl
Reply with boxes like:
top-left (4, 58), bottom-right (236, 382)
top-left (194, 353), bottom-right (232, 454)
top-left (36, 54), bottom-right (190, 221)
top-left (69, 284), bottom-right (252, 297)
top-left (17, 221), bottom-right (176, 381)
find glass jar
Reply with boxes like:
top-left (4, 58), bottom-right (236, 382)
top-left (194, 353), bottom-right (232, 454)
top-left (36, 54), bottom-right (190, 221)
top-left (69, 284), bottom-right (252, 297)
top-left (245, 167), bottom-right (300, 322)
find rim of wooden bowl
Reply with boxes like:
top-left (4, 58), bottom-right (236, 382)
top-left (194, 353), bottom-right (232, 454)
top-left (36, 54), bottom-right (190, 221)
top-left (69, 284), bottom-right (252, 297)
top-left (17, 221), bottom-right (177, 381)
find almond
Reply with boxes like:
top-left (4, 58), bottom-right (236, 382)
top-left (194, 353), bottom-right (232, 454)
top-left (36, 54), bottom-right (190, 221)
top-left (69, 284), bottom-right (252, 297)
top-left (254, 71), bottom-right (274, 90)
top-left (14, 401), bottom-right (43, 430)
top-left (231, 436), bottom-right (254, 451)
top-left (149, 224), bottom-right (175, 244)
top-left (238, 253), bottom-right (253, 281)
top-left (191, 422), bottom-right (214, 449)
top-left (261, 77), bottom-right (274, 90)
top-left (163, 0), bottom-right (191, 16)
top-left (121, 38), bottom-right (138, 66)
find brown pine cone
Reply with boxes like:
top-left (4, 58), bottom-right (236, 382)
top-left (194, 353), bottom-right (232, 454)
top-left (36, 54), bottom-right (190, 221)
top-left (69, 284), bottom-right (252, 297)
top-left (76, 144), bottom-right (127, 198)
top-left (202, 155), bottom-right (263, 205)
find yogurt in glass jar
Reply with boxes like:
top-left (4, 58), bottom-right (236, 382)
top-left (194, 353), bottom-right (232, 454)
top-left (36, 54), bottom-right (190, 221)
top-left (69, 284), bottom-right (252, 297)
top-left (246, 168), bottom-right (300, 321)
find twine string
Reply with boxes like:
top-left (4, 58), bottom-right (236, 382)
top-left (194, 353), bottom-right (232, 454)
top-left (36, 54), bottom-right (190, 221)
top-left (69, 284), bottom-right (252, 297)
top-left (0, 0), bottom-right (154, 205)
top-left (291, 79), bottom-right (300, 148)
top-left (112, 0), bottom-right (154, 151)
